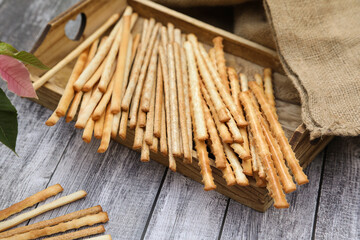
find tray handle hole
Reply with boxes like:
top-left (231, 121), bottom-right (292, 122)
top-left (65, 13), bottom-right (86, 41)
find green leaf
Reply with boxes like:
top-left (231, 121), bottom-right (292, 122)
top-left (0, 42), bottom-right (49, 70)
top-left (0, 88), bottom-right (18, 154)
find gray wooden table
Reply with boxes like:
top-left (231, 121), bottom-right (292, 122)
top-left (0, 1), bottom-right (359, 239)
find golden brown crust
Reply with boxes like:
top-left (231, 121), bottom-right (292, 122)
top-left (212, 36), bottom-right (230, 94)
top-left (42, 225), bottom-right (105, 240)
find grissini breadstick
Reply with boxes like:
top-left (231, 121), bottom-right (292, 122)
top-left (174, 42), bottom-right (191, 162)
top-left (33, 13), bottom-right (121, 90)
top-left (0, 190), bottom-right (87, 232)
top-left (140, 19), bottom-right (149, 46)
top-left (150, 136), bottom-right (159, 153)
top-left (45, 112), bottom-right (60, 126)
top-left (239, 91), bottom-right (289, 208)
top-left (225, 109), bottom-right (243, 143)
top-left (221, 161), bottom-right (236, 186)
top-left (55, 48), bottom-right (89, 117)
top-left (111, 112), bottom-right (121, 139)
top-left (128, 29), bottom-right (160, 128)
top-left (202, 99), bottom-right (226, 169)
top-left (263, 68), bottom-right (275, 109)
top-left (249, 82), bottom-right (309, 185)
top-left (98, 104), bottom-right (114, 153)
top-left (4, 212), bottom-right (108, 240)
top-left (42, 225), bottom-right (105, 240)
top-left (82, 117), bottom-right (95, 143)
top-left (239, 73), bottom-right (248, 91)
top-left (254, 171), bottom-right (267, 187)
top-left (223, 143), bottom-right (249, 186)
top-left (213, 36), bottom-right (230, 93)
top-left (144, 81), bottom-right (156, 145)
top-left (187, 35), bottom-right (229, 123)
top-left (174, 28), bottom-right (181, 44)
top-left (119, 110), bottom-right (129, 139)
top-left (84, 235), bottom-right (112, 240)
top-left (153, 62), bottom-right (163, 138)
top-left (159, 103), bottom-right (168, 156)
top-left (140, 137), bottom-right (150, 162)
top-left (0, 206), bottom-right (102, 238)
top-left (160, 26), bottom-right (168, 51)
top-left (167, 22), bottom-right (174, 42)
top-left (0, 184), bottom-right (63, 222)
top-left (197, 42), bottom-right (247, 127)
top-left (110, 14), bottom-right (132, 113)
top-left (254, 73), bottom-right (263, 89)
top-left (121, 18), bottom-right (156, 111)
top-left (180, 46), bottom-right (192, 153)
top-left (208, 48), bottom-right (218, 72)
top-left (131, 33), bottom-right (141, 61)
top-left (248, 132), bottom-right (258, 172)
top-left (72, 8), bottom-right (131, 91)
top-left (133, 107), bottom-right (145, 150)
top-left (94, 112), bottom-right (105, 139)
top-left (230, 143), bottom-right (251, 161)
top-left (183, 41), bottom-right (208, 140)
top-left (200, 81), bottom-right (233, 143)
top-left (167, 43), bottom-right (181, 157)
top-left (158, 45), bottom-right (176, 171)
top-left (93, 74), bottom-right (115, 120)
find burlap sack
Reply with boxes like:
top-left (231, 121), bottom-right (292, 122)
top-left (264, 0), bottom-right (360, 139)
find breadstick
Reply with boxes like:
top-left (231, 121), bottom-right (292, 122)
top-left (167, 22), bottom-right (174, 42)
top-left (93, 75), bottom-right (115, 120)
top-left (160, 26), bottom-right (168, 51)
top-left (0, 190), bottom-right (87, 232)
top-left (230, 143), bottom-right (251, 160)
top-left (254, 73), bottom-right (263, 89)
top-left (72, 8), bottom-right (131, 91)
top-left (4, 212), bottom-right (108, 240)
top-left (33, 13), bottom-right (121, 90)
top-left (80, 89), bottom-right (93, 115)
top-left (174, 28), bottom-right (181, 44)
top-left (180, 46), bottom-right (192, 153)
top-left (183, 41), bottom-right (208, 140)
top-left (200, 81), bottom-right (233, 143)
top-left (94, 112), bottom-right (105, 139)
top-left (174, 42), bottom-right (191, 161)
top-left (110, 15), bottom-right (132, 113)
top-left (65, 91), bottom-right (83, 122)
top-left (140, 138), bottom-right (150, 162)
top-left (140, 19), bottom-right (149, 46)
top-left (202, 99), bottom-right (226, 169)
top-left (118, 110), bottom-right (129, 139)
top-left (133, 107), bottom-right (145, 150)
top-left (150, 136), bottom-right (158, 153)
top-left (55, 48), bottom-right (89, 117)
top-left (208, 48), bottom-right (218, 72)
top-left (239, 73), bottom-right (248, 91)
top-left (144, 82), bottom-right (156, 145)
top-left (153, 62), bottom-right (163, 138)
top-left (158, 45), bottom-right (176, 171)
top-left (45, 112), bottom-right (60, 126)
top-left (121, 19), bottom-right (156, 111)
top-left (249, 82), bottom-right (308, 185)
top-left (43, 225), bottom-right (105, 240)
top-left (239, 91), bottom-right (289, 208)
top-left (0, 184), bottom-right (63, 222)
top-left (187, 36), bottom-right (229, 123)
top-left (197, 42), bottom-right (247, 127)
top-left (131, 33), bottom-right (141, 61)
top-left (225, 109), bottom-right (243, 143)
top-left (98, 104), bottom-right (114, 153)
top-left (0, 206), bottom-right (102, 238)
top-left (128, 30), bottom-right (160, 128)
top-left (223, 143), bottom-right (249, 186)
top-left (213, 36), bottom-right (230, 93)
top-left (221, 161), bottom-right (236, 186)
top-left (254, 171), bottom-right (267, 187)
top-left (263, 68), bottom-right (275, 108)
top-left (159, 103), bottom-right (168, 156)
top-left (84, 235), bottom-right (112, 240)
top-left (75, 87), bottom-right (103, 129)
top-left (82, 116), bottom-right (95, 143)
top-left (248, 132), bottom-right (258, 172)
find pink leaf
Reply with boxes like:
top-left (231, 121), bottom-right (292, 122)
top-left (0, 55), bottom-right (37, 98)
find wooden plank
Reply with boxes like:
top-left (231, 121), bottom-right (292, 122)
top-left (219, 152), bottom-right (325, 239)
top-left (314, 137), bottom-right (360, 240)
top-left (143, 171), bottom-right (228, 240)
top-left (28, 130), bottom-right (167, 239)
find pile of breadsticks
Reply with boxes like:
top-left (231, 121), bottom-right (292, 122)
top-left (43, 6), bottom-right (309, 208)
top-left (0, 184), bottom-right (111, 240)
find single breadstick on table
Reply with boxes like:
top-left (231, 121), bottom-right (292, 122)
top-left (133, 107), bottom-right (145, 150)
top-left (166, 43), bottom-right (181, 157)
top-left (128, 28), bottom-right (160, 128)
top-left (0, 206), bottom-right (102, 238)
top-left (249, 82), bottom-right (309, 185)
top-left (144, 83), bottom-right (156, 145)
top-left (93, 73), bottom-right (116, 120)
top-left (239, 91), bottom-right (289, 208)
top-left (121, 18), bottom-right (156, 111)
top-left (94, 111), bottom-right (105, 139)
top-left (43, 225), bottom-right (105, 240)
top-left (200, 81), bottom-right (233, 143)
top-left (223, 143), bottom-right (249, 186)
top-left (167, 22), bottom-right (174, 42)
top-left (110, 15), bottom-right (132, 113)
top-left (72, 8), bottom-right (130, 92)
top-left (0, 184), bottom-right (63, 222)
top-left (263, 68), bottom-right (275, 109)
top-left (183, 41), bottom-right (208, 140)
top-left (33, 13), bottom-right (121, 90)
top-left (158, 45), bottom-right (176, 171)
top-left (153, 61), bottom-right (163, 138)
top-left (84, 235), bottom-right (112, 240)
top-left (75, 87), bottom-right (103, 129)
top-left (174, 42), bottom-right (191, 162)
top-left (198, 42), bottom-right (247, 127)
top-left (221, 161), bottom-right (236, 186)
top-left (202, 99), bottom-right (226, 169)
top-left (45, 112), bottom-right (60, 126)
top-left (213, 36), bottom-right (230, 93)
top-left (140, 137), bottom-right (150, 162)
top-left (187, 35), bottom-right (229, 123)
top-left (4, 212), bottom-right (108, 240)
top-left (55, 48), bottom-right (89, 117)
top-left (0, 190), bottom-right (87, 232)
top-left (159, 103), bottom-right (168, 156)
top-left (98, 104), bottom-right (114, 153)
top-left (180, 46), bottom-right (192, 153)
top-left (208, 48), bottom-right (218, 72)
top-left (254, 73), bottom-right (263, 88)
top-left (150, 136), bottom-right (158, 153)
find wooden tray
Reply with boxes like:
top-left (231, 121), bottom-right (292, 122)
top-left (29, 0), bottom-right (333, 212)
